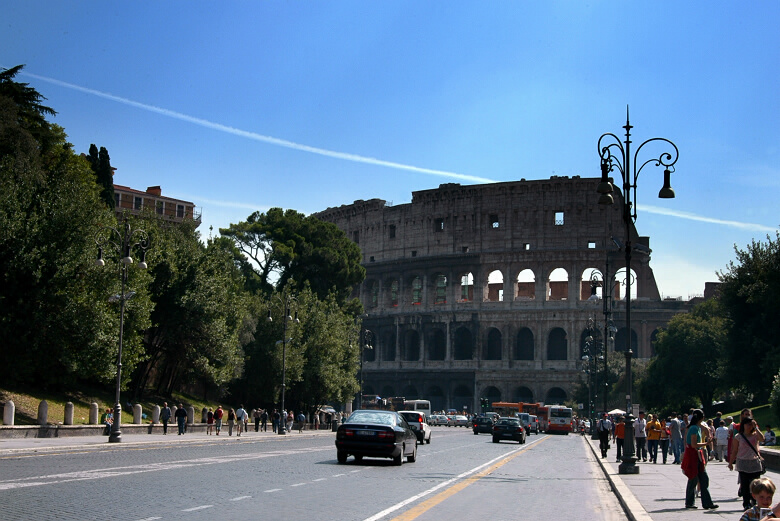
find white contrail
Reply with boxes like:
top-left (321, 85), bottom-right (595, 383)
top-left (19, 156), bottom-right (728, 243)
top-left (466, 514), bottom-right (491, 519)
top-left (20, 71), bottom-right (496, 184)
top-left (639, 204), bottom-right (776, 233)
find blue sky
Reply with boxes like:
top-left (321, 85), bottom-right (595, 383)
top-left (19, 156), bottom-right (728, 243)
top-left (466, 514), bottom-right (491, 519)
top-left (2, 2), bottom-right (778, 299)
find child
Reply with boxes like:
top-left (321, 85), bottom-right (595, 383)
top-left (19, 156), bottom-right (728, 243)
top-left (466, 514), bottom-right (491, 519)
top-left (715, 420), bottom-right (729, 461)
top-left (740, 477), bottom-right (776, 521)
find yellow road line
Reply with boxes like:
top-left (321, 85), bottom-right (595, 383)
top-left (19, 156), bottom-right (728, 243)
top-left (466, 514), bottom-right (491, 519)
top-left (390, 436), bottom-right (549, 521)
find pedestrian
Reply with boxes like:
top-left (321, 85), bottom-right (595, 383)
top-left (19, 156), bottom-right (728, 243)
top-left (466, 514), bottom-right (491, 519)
top-left (613, 416), bottom-right (625, 462)
top-left (160, 402), bottom-right (171, 435)
top-left (272, 409), bottom-right (280, 433)
top-left (646, 413), bottom-right (662, 463)
top-left (739, 477), bottom-right (776, 521)
top-left (314, 413), bottom-right (320, 430)
top-left (682, 409), bottom-right (718, 510)
top-left (227, 408), bottom-right (236, 436)
top-left (715, 420), bottom-right (729, 461)
top-left (298, 411), bottom-right (306, 433)
top-left (214, 405), bottom-right (223, 435)
top-left (634, 411), bottom-right (648, 462)
top-left (597, 413), bottom-right (612, 458)
top-left (670, 412), bottom-right (683, 464)
top-left (236, 404), bottom-right (246, 436)
top-left (659, 417), bottom-right (670, 464)
top-left (729, 416), bottom-right (766, 510)
top-left (286, 410), bottom-right (294, 433)
top-left (206, 408), bottom-right (214, 435)
top-left (101, 408), bottom-right (113, 435)
top-left (763, 425), bottom-right (776, 447)
top-left (260, 409), bottom-right (268, 432)
top-left (706, 419), bottom-right (716, 460)
top-left (254, 408), bottom-right (261, 432)
top-left (175, 403), bottom-right (187, 435)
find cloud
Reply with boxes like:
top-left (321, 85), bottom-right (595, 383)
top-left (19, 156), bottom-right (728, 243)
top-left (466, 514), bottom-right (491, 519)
top-left (20, 71), bottom-right (496, 185)
top-left (639, 204), bottom-right (777, 233)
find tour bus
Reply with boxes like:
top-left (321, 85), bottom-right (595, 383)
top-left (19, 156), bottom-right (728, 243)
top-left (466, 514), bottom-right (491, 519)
top-left (546, 405), bottom-right (574, 434)
top-left (403, 399), bottom-right (432, 419)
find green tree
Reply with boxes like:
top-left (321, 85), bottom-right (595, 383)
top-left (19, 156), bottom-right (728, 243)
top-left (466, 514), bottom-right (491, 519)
top-left (719, 233), bottom-right (780, 401)
top-left (86, 144), bottom-right (115, 209)
top-left (640, 299), bottom-right (727, 415)
top-left (219, 208), bottom-right (365, 308)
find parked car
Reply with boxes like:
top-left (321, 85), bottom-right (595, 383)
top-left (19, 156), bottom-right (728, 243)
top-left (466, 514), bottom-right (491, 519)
top-left (472, 416), bottom-right (495, 435)
top-left (335, 410), bottom-right (418, 465)
top-left (399, 410), bottom-right (432, 444)
top-left (451, 415), bottom-right (470, 427)
top-left (429, 414), bottom-right (450, 426)
top-left (492, 417), bottom-right (527, 444)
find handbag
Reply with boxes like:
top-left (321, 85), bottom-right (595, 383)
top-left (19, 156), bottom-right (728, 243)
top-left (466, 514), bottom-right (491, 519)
top-left (741, 433), bottom-right (767, 474)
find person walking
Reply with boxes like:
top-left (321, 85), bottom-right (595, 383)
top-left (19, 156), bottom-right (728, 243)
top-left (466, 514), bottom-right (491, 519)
top-left (206, 408), bottom-right (214, 435)
top-left (659, 416), bottom-right (671, 464)
top-left (729, 416), bottom-right (766, 510)
top-left (227, 408), bottom-right (236, 436)
top-left (175, 403), bottom-right (187, 435)
top-left (286, 410), bottom-right (294, 433)
top-left (160, 402), bottom-right (172, 435)
top-left (254, 408), bottom-right (261, 432)
top-left (670, 413), bottom-right (683, 464)
top-left (214, 405), bottom-right (224, 435)
top-left (682, 409), bottom-right (718, 510)
top-left (272, 409), bottom-right (280, 433)
top-left (597, 413), bottom-right (612, 458)
top-left (613, 416), bottom-right (625, 462)
top-left (714, 420), bottom-right (729, 461)
top-left (647, 413), bottom-right (662, 463)
top-left (236, 404), bottom-right (246, 436)
top-left (297, 411), bottom-right (306, 433)
top-left (260, 409), bottom-right (268, 432)
top-left (634, 411), bottom-right (648, 462)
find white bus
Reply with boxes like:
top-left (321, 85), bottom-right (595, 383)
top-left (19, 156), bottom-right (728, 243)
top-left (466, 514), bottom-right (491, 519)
top-left (403, 399), bottom-right (432, 419)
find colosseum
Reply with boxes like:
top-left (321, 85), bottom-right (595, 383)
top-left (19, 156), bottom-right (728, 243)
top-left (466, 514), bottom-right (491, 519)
top-left (315, 175), bottom-right (693, 413)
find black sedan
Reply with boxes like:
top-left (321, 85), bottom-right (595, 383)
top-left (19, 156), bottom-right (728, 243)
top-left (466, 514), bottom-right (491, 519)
top-left (492, 417), bottom-right (527, 444)
top-left (472, 416), bottom-right (494, 435)
top-left (335, 410), bottom-right (418, 465)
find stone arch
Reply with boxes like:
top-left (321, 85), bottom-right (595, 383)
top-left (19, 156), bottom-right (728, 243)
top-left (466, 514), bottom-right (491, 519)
top-left (614, 267), bottom-right (639, 300)
top-left (410, 276), bottom-right (423, 305)
top-left (459, 272), bottom-right (474, 302)
top-left (483, 386), bottom-right (502, 405)
top-left (514, 327), bottom-right (534, 360)
top-left (545, 387), bottom-right (568, 404)
top-left (486, 269), bottom-right (504, 302)
top-left (381, 385), bottom-right (395, 397)
top-left (427, 328), bottom-right (446, 360)
top-left (363, 385), bottom-right (376, 396)
top-left (428, 385), bottom-right (445, 413)
top-left (512, 386), bottom-right (534, 403)
top-left (433, 273), bottom-right (447, 305)
top-left (402, 385), bottom-right (419, 399)
top-left (515, 268), bottom-right (536, 300)
top-left (452, 384), bottom-right (473, 412)
top-left (547, 268), bottom-right (569, 301)
top-left (381, 331), bottom-right (396, 361)
top-left (402, 330), bottom-right (420, 361)
top-left (453, 327), bottom-right (474, 360)
top-left (614, 327), bottom-right (638, 353)
top-left (484, 328), bottom-right (502, 360)
top-left (547, 327), bottom-right (568, 360)
top-left (580, 268), bottom-right (602, 301)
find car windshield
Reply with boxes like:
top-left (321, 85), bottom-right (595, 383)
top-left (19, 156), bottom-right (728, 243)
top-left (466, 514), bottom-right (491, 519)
top-left (347, 411), bottom-right (396, 426)
top-left (497, 419), bottom-right (519, 426)
top-left (400, 412), bottom-right (421, 422)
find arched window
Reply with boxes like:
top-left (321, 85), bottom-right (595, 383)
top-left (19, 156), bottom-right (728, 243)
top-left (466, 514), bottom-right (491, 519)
top-left (516, 269), bottom-right (535, 299)
top-left (403, 330), bottom-right (420, 361)
top-left (484, 328), bottom-right (502, 360)
top-left (546, 387), bottom-right (567, 404)
top-left (428, 386), bottom-right (445, 413)
top-left (427, 329), bottom-right (446, 360)
top-left (381, 331), bottom-right (396, 361)
top-left (459, 272), bottom-right (474, 302)
top-left (487, 270), bottom-right (504, 302)
top-left (483, 386), bottom-right (502, 405)
top-left (512, 387), bottom-right (534, 403)
top-left (547, 268), bottom-right (569, 301)
top-left (411, 276), bottom-right (422, 305)
top-left (434, 274), bottom-right (447, 305)
top-left (514, 328), bottom-right (534, 360)
top-left (547, 328), bottom-right (568, 360)
top-left (453, 327), bottom-right (474, 360)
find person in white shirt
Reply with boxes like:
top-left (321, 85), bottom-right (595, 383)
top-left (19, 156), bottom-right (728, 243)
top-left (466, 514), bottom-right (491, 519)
top-left (634, 411), bottom-right (648, 462)
top-left (714, 420), bottom-right (730, 461)
top-left (764, 425), bottom-right (776, 446)
top-left (235, 405), bottom-right (247, 436)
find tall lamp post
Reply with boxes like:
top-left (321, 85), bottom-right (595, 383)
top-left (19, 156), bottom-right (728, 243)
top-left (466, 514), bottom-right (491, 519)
top-left (358, 325), bottom-right (374, 410)
top-left (597, 108), bottom-right (679, 474)
top-left (583, 317), bottom-right (601, 439)
top-left (95, 219), bottom-right (151, 443)
top-left (589, 255), bottom-right (617, 415)
top-left (267, 287), bottom-right (299, 435)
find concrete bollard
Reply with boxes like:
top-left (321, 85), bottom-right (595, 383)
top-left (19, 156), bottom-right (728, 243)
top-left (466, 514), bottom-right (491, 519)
top-left (89, 403), bottom-right (99, 425)
top-left (201, 407), bottom-right (208, 423)
top-left (187, 406), bottom-right (195, 425)
top-left (64, 402), bottom-right (74, 425)
top-left (3, 400), bottom-right (14, 425)
top-left (152, 405), bottom-right (160, 424)
top-left (37, 400), bottom-right (48, 426)
top-left (133, 404), bottom-right (142, 424)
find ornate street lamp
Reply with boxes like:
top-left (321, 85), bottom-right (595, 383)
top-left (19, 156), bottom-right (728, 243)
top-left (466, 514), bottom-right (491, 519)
top-left (358, 324), bottom-right (374, 410)
top-left (597, 107), bottom-right (679, 475)
top-left (95, 219), bottom-right (151, 443)
top-left (267, 287), bottom-right (299, 435)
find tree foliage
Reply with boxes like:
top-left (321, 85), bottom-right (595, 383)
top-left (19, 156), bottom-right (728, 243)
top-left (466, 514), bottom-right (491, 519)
top-left (640, 298), bottom-right (727, 415)
top-left (719, 233), bottom-right (780, 401)
top-left (86, 144), bottom-right (115, 209)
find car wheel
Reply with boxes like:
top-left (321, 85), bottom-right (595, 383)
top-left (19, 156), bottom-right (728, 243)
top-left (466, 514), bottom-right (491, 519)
top-left (521, 437), bottom-right (526, 444)
top-left (492, 437), bottom-right (499, 443)
top-left (473, 431), bottom-right (478, 435)
top-left (394, 446), bottom-right (404, 466)
top-left (337, 450), bottom-right (347, 464)
top-left (408, 443), bottom-right (417, 463)
top-left (426, 434), bottom-right (431, 444)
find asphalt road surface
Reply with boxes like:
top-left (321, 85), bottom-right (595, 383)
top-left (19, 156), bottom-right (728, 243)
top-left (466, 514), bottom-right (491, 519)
top-left (0, 427), bottom-right (626, 521)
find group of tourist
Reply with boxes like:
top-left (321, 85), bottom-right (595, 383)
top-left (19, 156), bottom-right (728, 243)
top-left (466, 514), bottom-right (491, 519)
top-left (593, 407), bottom-right (778, 517)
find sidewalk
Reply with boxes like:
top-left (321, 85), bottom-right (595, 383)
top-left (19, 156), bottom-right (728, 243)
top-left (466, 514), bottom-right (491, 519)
top-left (585, 435), bottom-right (777, 520)
top-left (0, 426), bottom-right (334, 454)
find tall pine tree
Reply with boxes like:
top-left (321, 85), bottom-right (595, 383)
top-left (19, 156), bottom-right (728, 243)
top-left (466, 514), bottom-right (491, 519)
top-left (87, 143), bottom-right (115, 209)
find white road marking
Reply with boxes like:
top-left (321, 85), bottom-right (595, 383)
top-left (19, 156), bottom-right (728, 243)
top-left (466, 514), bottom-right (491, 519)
top-left (291, 482), bottom-right (307, 487)
top-left (182, 505), bottom-right (213, 512)
top-left (264, 488), bottom-right (283, 493)
top-left (230, 496), bottom-right (252, 501)
top-left (312, 478), bottom-right (327, 482)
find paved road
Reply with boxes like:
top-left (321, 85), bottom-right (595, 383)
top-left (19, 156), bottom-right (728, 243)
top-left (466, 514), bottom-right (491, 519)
top-left (0, 427), bottom-right (624, 521)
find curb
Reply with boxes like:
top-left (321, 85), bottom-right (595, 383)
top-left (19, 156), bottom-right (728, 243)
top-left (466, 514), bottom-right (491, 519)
top-left (583, 435), bottom-right (653, 521)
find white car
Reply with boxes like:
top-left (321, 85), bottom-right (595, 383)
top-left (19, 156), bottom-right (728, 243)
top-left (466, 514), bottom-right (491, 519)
top-left (399, 411), bottom-right (432, 444)
top-left (451, 415), bottom-right (469, 427)
top-left (429, 414), bottom-right (449, 426)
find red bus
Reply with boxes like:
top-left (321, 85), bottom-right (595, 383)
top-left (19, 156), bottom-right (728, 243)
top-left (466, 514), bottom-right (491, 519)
top-left (546, 405), bottom-right (574, 434)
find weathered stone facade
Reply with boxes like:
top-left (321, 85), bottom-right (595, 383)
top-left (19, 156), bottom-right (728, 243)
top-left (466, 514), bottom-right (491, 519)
top-left (315, 176), bottom-right (689, 413)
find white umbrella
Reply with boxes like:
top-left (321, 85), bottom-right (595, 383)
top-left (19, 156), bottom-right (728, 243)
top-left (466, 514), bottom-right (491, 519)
top-left (607, 408), bottom-right (626, 415)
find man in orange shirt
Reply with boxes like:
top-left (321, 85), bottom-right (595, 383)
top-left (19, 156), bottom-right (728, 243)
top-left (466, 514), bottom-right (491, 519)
top-left (613, 416), bottom-right (625, 463)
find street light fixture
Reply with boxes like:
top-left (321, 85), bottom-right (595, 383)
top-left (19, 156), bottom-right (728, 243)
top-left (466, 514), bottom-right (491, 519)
top-left (95, 218), bottom-right (151, 443)
top-left (357, 320), bottom-right (374, 410)
top-left (597, 107), bottom-right (679, 475)
top-left (267, 287), bottom-right (299, 435)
